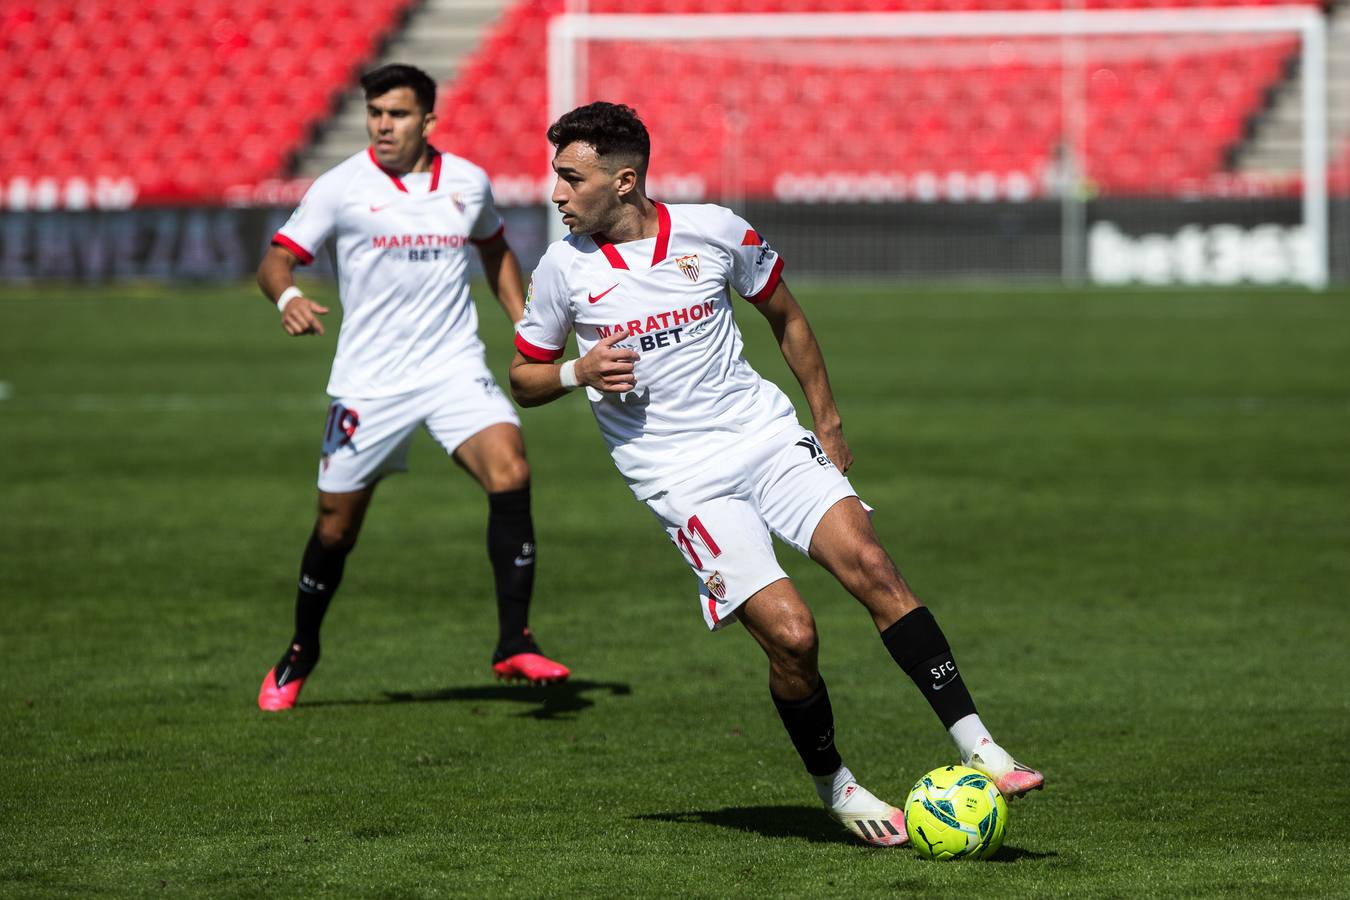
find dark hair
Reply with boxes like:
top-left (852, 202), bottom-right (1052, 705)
top-left (361, 64), bottom-right (437, 114)
top-left (547, 102), bottom-right (650, 172)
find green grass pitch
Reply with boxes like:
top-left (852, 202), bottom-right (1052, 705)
top-left (2, 280), bottom-right (1348, 897)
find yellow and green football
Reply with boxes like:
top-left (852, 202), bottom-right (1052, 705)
top-left (904, 765), bottom-right (1007, 860)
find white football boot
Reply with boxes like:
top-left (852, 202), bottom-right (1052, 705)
top-left (963, 736), bottom-right (1045, 799)
top-left (816, 767), bottom-right (909, 847)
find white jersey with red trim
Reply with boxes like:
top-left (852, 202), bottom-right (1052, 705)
top-left (515, 201), bottom-right (796, 499)
top-left (274, 147), bottom-right (505, 398)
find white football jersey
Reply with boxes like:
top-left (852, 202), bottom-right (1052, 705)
top-left (515, 202), bottom-right (798, 498)
top-left (274, 147), bottom-right (505, 398)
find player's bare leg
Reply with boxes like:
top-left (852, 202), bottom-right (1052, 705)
top-left (806, 496), bottom-right (918, 628)
top-left (453, 423), bottom-right (568, 685)
top-left (806, 496), bottom-right (1043, 798)
top-left (738, 580), bottom-right (907, 847)
top-left (259, 487), bottom-right (375, 710)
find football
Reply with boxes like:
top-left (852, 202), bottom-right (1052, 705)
top-left (904, 765), bottom-right (1007, 860)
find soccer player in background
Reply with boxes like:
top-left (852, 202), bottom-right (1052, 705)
top-left (509, 102), bottom-right (1043, 846)
top-left (253, 64), bottom-right (568, 711)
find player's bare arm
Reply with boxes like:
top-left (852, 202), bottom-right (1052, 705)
top-left (509, 328), bottom-right (639, 407)
top-left (475, 233), bottom-right (527, 323)
top-left (256, 244), bottom-right (331, 337)
top-left (753, 282), bottom-right (851, 471)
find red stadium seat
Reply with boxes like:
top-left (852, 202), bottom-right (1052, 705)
top-left (0, 0), bottom-right (416, 203)
top-left (430, 0), bottom-right (1328, 200)
top-left (4, 0), bottom-right (1334, 203)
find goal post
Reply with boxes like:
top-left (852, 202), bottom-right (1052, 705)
top-left (547, 7), bottom-right (1329, 288)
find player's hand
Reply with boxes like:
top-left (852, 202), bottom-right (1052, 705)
top-left (577, 327), bottom-right (640, 393)
top-left (817, 421), bottom-right (852, 473)
top-left (281, 297), bottom-right (330, 337)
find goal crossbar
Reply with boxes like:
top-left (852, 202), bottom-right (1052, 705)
top-left (547, 7), bottom-right (1327, 286)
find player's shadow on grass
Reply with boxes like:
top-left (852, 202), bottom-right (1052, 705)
top-left (985, 845), bottom-right (1056, 862)
top-left (637, 807), bottom-right (1057, 859)
top-left (303, 679), bottom-right (631, 720)
top-left (635, 806), bottom-right (844, 844)
top-left (384, 679), bottom-right (631, 720)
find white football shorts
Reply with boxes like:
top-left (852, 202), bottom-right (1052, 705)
top-left (315, 357), bottom-right (520, 493)
top-left (644, 424), bottom-right (858, 631)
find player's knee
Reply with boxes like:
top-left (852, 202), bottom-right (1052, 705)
top-left (485, 456), bottom-right (530, 493)
top-left (315, 516), bottom-right (360, 551)
top-left (771, 617), bottom-right (819, 670)
top-left (316, 528), bottom-right (358, 553)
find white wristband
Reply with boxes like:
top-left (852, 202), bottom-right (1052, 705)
top-left (276, 285), bottom-right (304, 313)
top-left (558, 359), bottom-right (580, 391)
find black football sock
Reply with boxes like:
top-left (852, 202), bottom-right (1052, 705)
top-left (773, 678), bottom-right (844, 778)
top-left (279, 529), bottom-right (350, 681)
top-left (487, 487), bottom-right (537, 656)
top-left (881, 606), bottom-right (978, 728)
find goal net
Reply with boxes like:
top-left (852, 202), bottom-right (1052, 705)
top-left (548, 7), bottom-right (1334, 287)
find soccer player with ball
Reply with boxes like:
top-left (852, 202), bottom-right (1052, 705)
top-left (510, 102), bottom-right (1043, 847)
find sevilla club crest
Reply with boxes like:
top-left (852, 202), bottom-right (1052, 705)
top-left (676, 254), bottom-right (700, 282)
top-left (704, 570), bottom-right (727, 600)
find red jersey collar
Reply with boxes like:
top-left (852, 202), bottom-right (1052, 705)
top-left (367, 145), bottom-right (443, 193)
top-left (593, 201), bottom-right (671, 270)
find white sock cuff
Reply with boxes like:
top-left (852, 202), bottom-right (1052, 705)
top-left (949, 713), bottom-right (994, 760)
top-left (812, 764), bottom-right (855, 807)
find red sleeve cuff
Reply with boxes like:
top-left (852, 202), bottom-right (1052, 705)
top-left (744, 256), bottom-right (785, 304)
top-left (471, 224), bottom-right (506, 246)
top-left (515, 332), bottom-right (564, 362)
top-left (271, 233), bottom-right (315, 265)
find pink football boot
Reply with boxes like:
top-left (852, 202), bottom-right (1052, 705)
top-left (258, 667), bottom-right (306, 710)
top-left (492, 629), bottom-right (570, 685)
top-left (828, 780), bottom-right (909, 847)
top-left (492, 653), bottom-right (570, 685)
top-left (964, 737), bottom-right (1045, 799)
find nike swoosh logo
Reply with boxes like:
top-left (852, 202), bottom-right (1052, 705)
top-left (588, 284), bottom-right (619, 304)
top-left (369, 203), bottom-right (393, 213)
top-left (931, 677), bottom-right (958, 691)
top-left (513, 555), bottom-right (534, 567)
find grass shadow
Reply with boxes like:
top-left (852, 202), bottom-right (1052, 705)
top-left (638, 807), bottom-right (1058, 860)
top-left (985, 844), bottom-right (1057, 863)
top-left (635, 806), bottom-right (845, 845)
top-left (302, 679), bottom-right (631, 720)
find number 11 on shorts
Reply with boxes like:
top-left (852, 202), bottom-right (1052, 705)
top-left (676, 514), bottom-right (721, 570)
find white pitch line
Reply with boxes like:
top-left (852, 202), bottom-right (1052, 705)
top-left (0, 381), bottom-right (11, 401)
